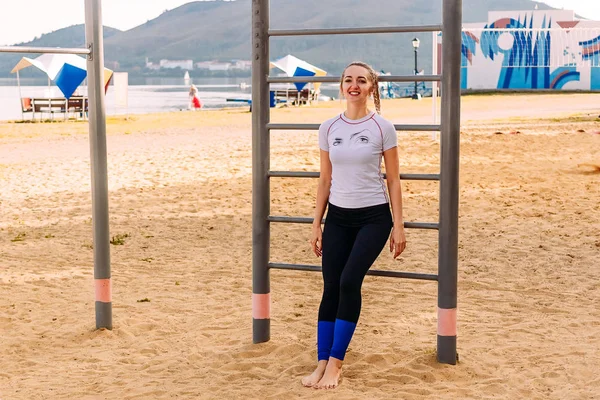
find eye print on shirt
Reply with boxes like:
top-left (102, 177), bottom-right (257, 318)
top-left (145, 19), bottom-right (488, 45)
top-left (352, 134), bottom-right (370, 145)
top-left (350, 129), bottom-right (371, 146)
top-left (331, 129), bottom-right (373, 148)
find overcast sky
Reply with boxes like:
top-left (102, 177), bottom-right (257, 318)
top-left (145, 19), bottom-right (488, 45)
top-left (0, 0), bottom-right (598, 46)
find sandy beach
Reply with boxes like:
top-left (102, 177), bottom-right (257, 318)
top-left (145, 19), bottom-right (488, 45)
top-left (1, 93), bottom-right (599, 399)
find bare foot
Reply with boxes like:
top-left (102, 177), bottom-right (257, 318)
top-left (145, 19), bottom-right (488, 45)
top-left (301, 359), bottom-right (328, 387)
top-left (315, 357), bottom-right (342, 389)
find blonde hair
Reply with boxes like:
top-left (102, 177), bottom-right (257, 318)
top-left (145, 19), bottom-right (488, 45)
top-left (339, 61), bottom-right (381, 114)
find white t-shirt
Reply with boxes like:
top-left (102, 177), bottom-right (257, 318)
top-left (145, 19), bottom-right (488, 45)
top-left (318, 111), bottom-right (398, 209)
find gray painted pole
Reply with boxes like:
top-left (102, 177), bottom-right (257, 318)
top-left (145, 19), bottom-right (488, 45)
top-left (437, 0), bottom-right (462, 364)
top-left (85, 0), bottom-right (112, 330)
top-left (268, 25), bottom-right (443, 36)
top-left (0, 46), bottom-right (90, 55)
top-left (251, 0), bottom-right (271, 343)
top-left (16, 70), bottom-right (23, 121)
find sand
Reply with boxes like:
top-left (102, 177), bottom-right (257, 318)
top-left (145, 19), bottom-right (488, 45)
top-left (1, 93), bottom-right (599, 399)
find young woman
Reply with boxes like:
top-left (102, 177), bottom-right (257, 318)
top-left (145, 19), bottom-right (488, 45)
top-left (302, 61), bottom-right (406, 389)
top-left (188, 84), bottom-right (202, 110)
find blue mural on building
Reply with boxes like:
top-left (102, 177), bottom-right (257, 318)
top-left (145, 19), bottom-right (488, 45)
top-left (461, 31), bottom-right (479, 89)
top-left (477, 16), bottom-right (580, 89)
top-left (580, 34), bottom-right (600, 90)
top-left (455, 10), bottom-right (600, 91)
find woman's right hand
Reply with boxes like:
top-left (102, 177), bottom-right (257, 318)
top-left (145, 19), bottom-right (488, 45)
top-left (310, 224), bottom-right (323, 257)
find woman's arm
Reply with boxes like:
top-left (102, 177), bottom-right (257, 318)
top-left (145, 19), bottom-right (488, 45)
top-left (383, 146), bottom-right (406, 258)
top-left (310, 149), bottom-right (332, 257)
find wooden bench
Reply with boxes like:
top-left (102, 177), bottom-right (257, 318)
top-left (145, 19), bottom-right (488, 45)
top-left (31, 98), bottom-right (68, 120)
top-left (20, 97), bottom-right (89, 121)
top-left (20, 97), bottom-right (33, 114)
top-left (67, 97), bottom-right (89, 119)
top-left (271, 88), bottom-right (318, 105)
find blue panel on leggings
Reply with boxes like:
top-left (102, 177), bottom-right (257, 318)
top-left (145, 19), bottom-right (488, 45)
top-left (318, 321), bottom-right (335, 360)
top-left (330, 319), bottom-right (357, 361)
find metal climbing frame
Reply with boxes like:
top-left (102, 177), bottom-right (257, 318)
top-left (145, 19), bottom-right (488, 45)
top-left (251, 0), bottom-right (462, 364)
top-left (0, 0), bottom-right (112, 330)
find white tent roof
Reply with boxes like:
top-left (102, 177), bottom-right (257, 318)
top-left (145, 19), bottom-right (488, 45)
top-left (270, 54), bottom-right (327, 91)
top-left (11, 54), bottom-right (87, 79)
top-left (270, 54), bottom-right (326, 77)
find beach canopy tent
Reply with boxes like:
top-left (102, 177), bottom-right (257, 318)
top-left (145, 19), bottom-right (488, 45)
top-left (270, 54), bottom-right (326, 91)
top-left (11, 53), bottom-right (113, 99)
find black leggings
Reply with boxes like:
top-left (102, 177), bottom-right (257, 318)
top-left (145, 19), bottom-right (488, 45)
top-left (318, 202), bottom-right (393, 323)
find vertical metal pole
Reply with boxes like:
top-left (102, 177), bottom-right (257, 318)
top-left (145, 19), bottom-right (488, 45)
top-left (47, 77), bottom-right (51, 121)
top-left (437, 0), bottom-right (462, 365)
top-left (85, 0), bottom-right (112, 330)
top-left (432, 31), bottom-right (438, 130)
top-left (414, 48), bottom-right (419, 96)
top-left (252, 0), bottom-right (271, 343)
top-left (17, 70), bottom-right (24, 120)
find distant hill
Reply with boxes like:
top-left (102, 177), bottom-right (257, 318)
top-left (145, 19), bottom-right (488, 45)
top-left (0, 0), bottom-right (556, 78)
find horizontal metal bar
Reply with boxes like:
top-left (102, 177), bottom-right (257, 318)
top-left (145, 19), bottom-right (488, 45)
top-left (396, 174), bottom-right (440, 181)
top-left (269, 171), bottom-right (320, 178)
top-left (267, 123), bottom-right (320, 130)
top-left (268, 171), bottom-right (440, 181)
top-left (267, 75), bottom-right (442, 84)
top-left (468, 28), bottom-right (576, 32)
top-left (269, 25), bottom-right (443, 37)
top-left (404, 222), bottom-right (439, 230)
top-left (0, 46), bottom-right (91, 55)
top-left (266, 123), bottom-right (441, 132)
top-left (269, 263), bottom-right (438, 281)
top-left (268, 216), bottom-right (439, 230)
top-left (267, 123), bottom-right (317, 130)
top-left (269, 216), bottom-right (320, 224)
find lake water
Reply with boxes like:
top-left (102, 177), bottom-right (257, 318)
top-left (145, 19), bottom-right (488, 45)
top-left (0, 77), bottom-right (341, 122)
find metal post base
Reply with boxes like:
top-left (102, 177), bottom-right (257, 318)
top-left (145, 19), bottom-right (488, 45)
top-left (253, 318), bottom-right (270, 343)
top-left (437, 335), bottom-right (457, 364)
top-left (95, 301), bottom-right (113, 330)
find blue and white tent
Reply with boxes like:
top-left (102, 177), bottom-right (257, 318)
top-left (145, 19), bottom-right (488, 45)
top-left (11, 53), bottom-right (113, 99)
top-left (270, 54), bottom-right (327, 91)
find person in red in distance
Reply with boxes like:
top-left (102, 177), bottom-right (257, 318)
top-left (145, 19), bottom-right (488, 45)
top-left (303, 61), bottom-right (407, 389)
top-left (189, 84), bottom-right (202, 110)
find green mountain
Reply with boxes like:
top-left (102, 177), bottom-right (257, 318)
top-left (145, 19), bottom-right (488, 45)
top-left (0, 0), bottom-right (556, 78)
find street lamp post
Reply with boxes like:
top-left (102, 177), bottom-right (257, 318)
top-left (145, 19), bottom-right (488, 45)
top-left (412, 37), bottom-right (421, 100)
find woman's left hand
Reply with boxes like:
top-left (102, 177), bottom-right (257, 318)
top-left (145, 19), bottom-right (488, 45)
top-left (389, 226), bottom-right (407, 259)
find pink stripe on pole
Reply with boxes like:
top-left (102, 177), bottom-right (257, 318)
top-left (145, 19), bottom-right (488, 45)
top-left (95, 279), bottom-right (112, 303)
top-left (437, 308), bottom-right (457, 336)
top-left (252, 293), bottom-right (270, 319)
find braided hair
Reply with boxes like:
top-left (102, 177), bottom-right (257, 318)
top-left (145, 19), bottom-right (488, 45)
top-left (339, 61), bottom-right (381, 114)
